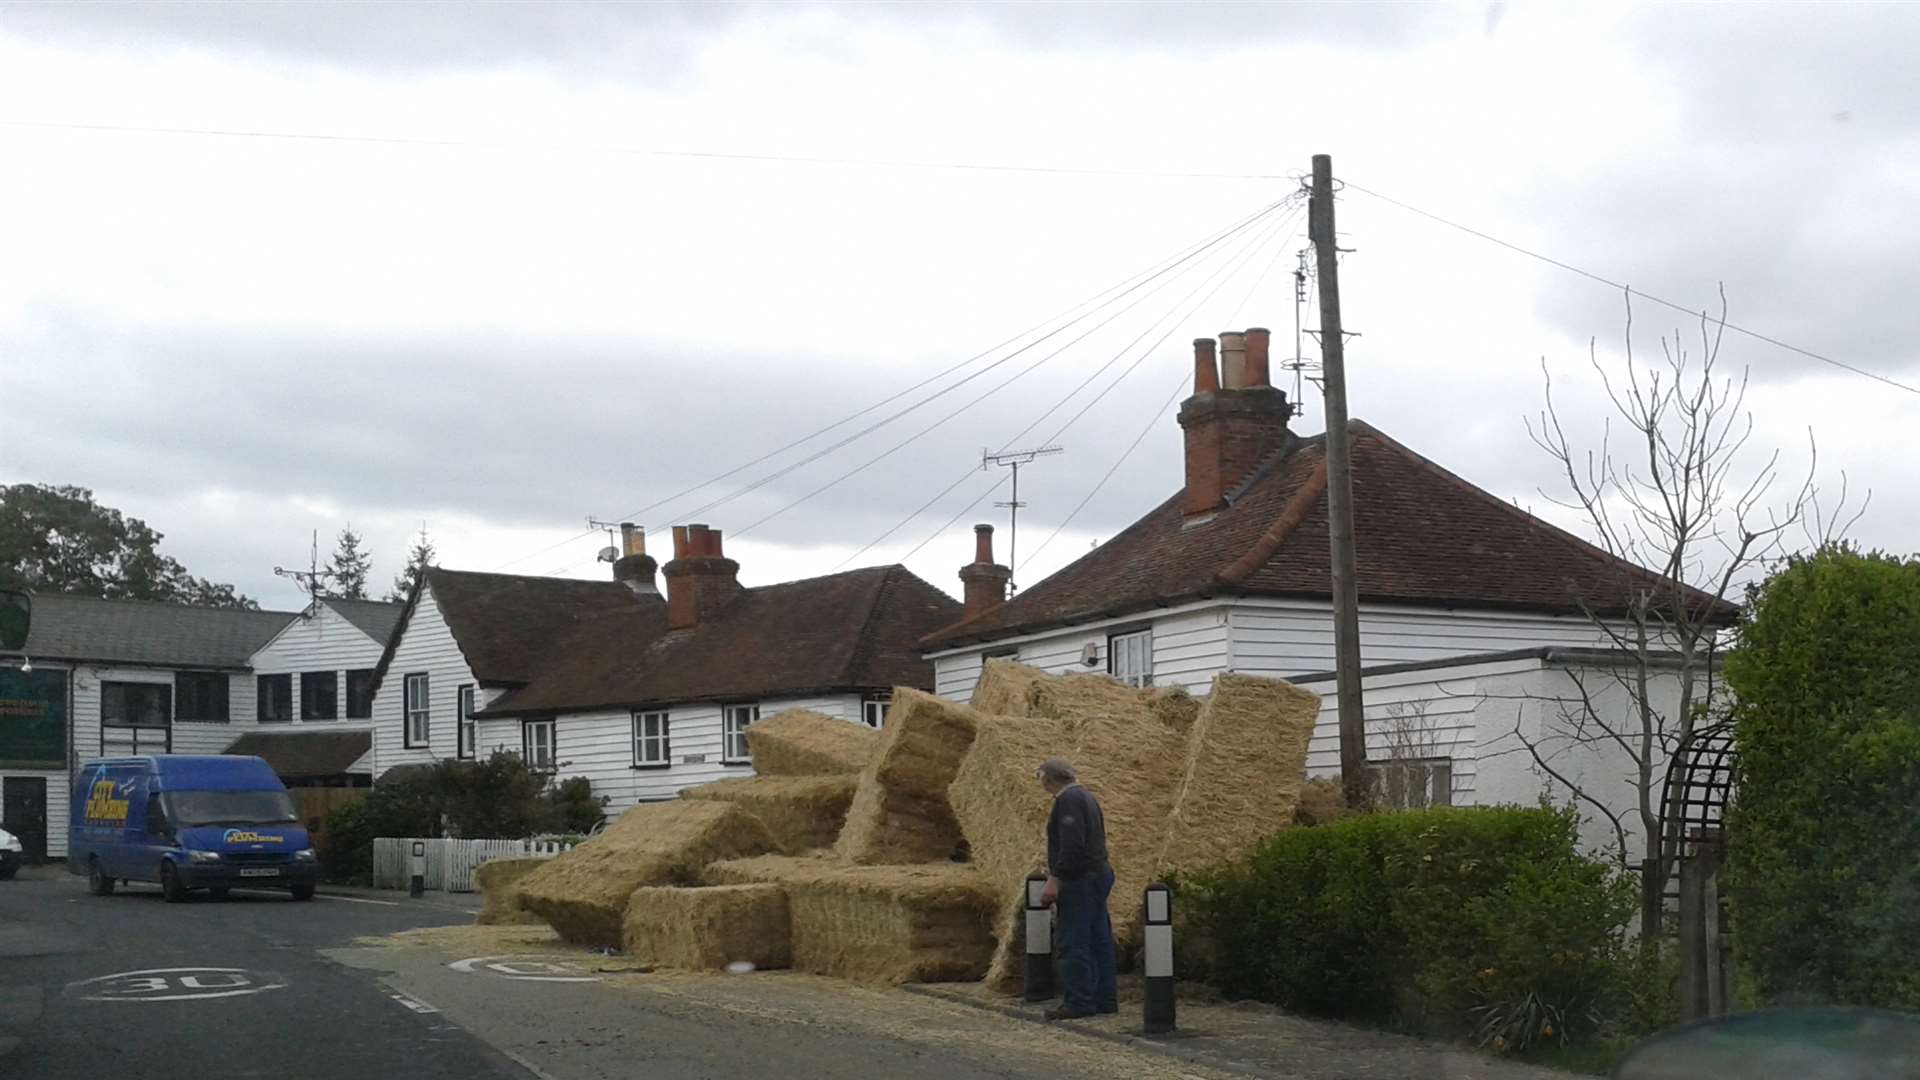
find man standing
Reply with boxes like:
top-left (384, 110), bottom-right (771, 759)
top-left (1037, 756), bottom-right (1117, 1020)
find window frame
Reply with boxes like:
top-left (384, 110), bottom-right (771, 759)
top-left (300, 671), bottom-right (339, 721)
top-left (403, 672), bottom-right (431, 748)
top-left (721, 703), bottom-right (759, 765)
top-left (522, 717), bottom-right (557, 773)
top-left (256, 673), bottom-right (294, 724)
top-left (456, 684), bottom-right (477, 759)
top-left (172, 671), bottom-right (229, 724)
top-left (1365, 757), bottom-right (1455, 810)
top-left (102, 680), bottom-right (172, 729)
top-left (344, 668), bottom-right (376, 719)
top-left (631, 710), bottom-right (671, 769)
top-left (1107, 627), bottom-right (1154, 688)
top-left (861, 694), bottom-right (891, 729)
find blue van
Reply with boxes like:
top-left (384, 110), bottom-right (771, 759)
top-left (68, 755), bottom-right (319, 902)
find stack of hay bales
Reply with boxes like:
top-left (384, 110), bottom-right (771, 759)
top-left (474, 857), bottom-right (548, 926)
top-left (514, 799), bottom-right (775, 948)
top-left (835, 689), bottom-right (981, 864)
top-left (680, 774), bottom-right (859, 854)
top-left (704, 854), bottom-right (999, 983)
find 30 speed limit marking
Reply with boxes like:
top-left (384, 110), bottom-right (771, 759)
top-left (448, 955), bottom-right (601, 983)
top-left (67, 967), bottom-right (288, 1003)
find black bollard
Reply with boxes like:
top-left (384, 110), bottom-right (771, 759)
top-left (409, 840), bottom-right (426, 898)
top-left (1023, 872), bottom-right (1055, 1002)
top-left (1142, 882), bottom-right (1175, 1034)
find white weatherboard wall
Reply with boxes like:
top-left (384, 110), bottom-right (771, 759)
top-left (247, 601), bottom-right (385, 768)
top-left (1292, 656), bottom-right (1688, 864)
top-left (931, 597), bottom-right (1618, 702)
top-left (372, 583), bottom-right (480, 777)
top-left (533, 693), bottom-right (869, 809)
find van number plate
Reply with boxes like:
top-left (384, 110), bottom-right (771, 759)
top-left (237, 868), bottom-right (280, 877)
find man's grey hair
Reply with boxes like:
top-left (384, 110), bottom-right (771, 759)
top-left (1037, 757), bottom-right (1077, 785)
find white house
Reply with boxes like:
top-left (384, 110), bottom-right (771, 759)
top-left (368, 524), bottom-right (961, 811)
top-left (920, 328), bottom-right (1722, 858)
top-left (0, 594), bottom-right (299, 859)
top-left (228, 596), bottom-right (404, 786)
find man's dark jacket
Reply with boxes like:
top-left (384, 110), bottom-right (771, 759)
top-left (1046, 783), bottom-right (1110, 881)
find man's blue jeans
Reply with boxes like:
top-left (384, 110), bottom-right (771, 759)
top-left (1055, 863), bottom-right (1117, 1012)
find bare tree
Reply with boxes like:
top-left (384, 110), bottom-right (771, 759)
top-left (1373, 700), bottom-right (1452, 811)
top-left (1513, 288), bottom-right (1859, 937)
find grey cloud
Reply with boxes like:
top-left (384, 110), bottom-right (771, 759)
top-left (0, 0), bottom-right (1453, 77)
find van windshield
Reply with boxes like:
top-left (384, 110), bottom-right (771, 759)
top-left (164, 790), bottom-right (299, 827)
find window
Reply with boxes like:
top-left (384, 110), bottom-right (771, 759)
top-left (173, 672), bottom-right (229, 723)
top-left (523, 718), bottom-right (556, 772)
top-left (257, 674), bottom-right (293, 723)
top-left (403, 673), bottom-right (430, 747)
top-left (1108, 628), bottom-right (1153, 688)
top-left (1366, 758), bottom-right (1454, 810)
top-left (862, 695), bottom-right (891, 729)
top-left (102, 681), bottom-right (171, 728)
top-left (345, 668), bottom-right (375, 719)
top-left (632, 710), bottom-right (670, 768)
top-left (300, 671), bottom-right (338, 721)
top-left (722, 703), bottom-right (758, 764)
top-left (457, 684), bottom-right (476, 760)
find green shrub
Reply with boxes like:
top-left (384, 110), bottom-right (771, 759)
top-left (1177, 805), bottom-right (1633, 1046)
top-left (545, 776), bottom-right (605, 835)
top-left (1725, 545), bottom-right (1920, 1010)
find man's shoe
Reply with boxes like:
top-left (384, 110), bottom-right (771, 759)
top-left (1045, 1005), bottom-right (1096, 1021)
top-left (1096, 1003), bottom-right (1119, 1015)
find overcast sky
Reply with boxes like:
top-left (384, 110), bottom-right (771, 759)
top-left (2, 1), bottom-right (1915, 611)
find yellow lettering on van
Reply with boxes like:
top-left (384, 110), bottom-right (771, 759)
top-left (84, 779), bottom-right (130, 824)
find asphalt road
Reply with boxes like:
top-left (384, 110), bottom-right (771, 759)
top-left (0, 868), bottom-right (527, 1080)
top-left (2, 869), bottom-right (1244, 1080)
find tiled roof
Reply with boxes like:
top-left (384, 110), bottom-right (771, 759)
top-left (224, 729), bottom-right (372, 778)
top-left (478, 565), bottom-right (960, 717)
top-left (1, 594), bottom-right (298, 669)
top-left (424, 568), bottom-right (643, 686)
top-left (323, 598), bottom-right (404, 646)
top-left (922, 420), bottom-right (1730, 648)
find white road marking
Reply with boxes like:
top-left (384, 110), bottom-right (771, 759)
top-left (66, 967), bottom-right (287, 1003)
top-left (449, 955), bottom-right (601, 983)
top-left (388, 991), bottom-right (440, 1014)
top-left (311, 893), bottom-right (402, 907)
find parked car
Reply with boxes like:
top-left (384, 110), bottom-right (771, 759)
top-left (0, 826), bottom-right (21, 880)
top-left (68, 755), bottom-right (319, 902)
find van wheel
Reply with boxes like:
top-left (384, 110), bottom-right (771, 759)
top-left (88, 859), bottom-right (116, 896)
top-left (160, 861), bottom-right (188, 903)
top-left (290, 883), bottom-right (315, 902)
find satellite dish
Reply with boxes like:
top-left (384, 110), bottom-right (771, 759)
top-left (1080, 642), bottom-right (1101, 668)
top-left (596, 546), bottom-right (620, 564)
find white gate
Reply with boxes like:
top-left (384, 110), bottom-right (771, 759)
top-left (372, 836), bottom-right (578, 892)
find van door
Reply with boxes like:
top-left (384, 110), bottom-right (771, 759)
top-left (101, 766), bottom-right (145, 878)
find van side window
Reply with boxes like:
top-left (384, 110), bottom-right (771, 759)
top-left (145, 794), bottom-right (170, 836)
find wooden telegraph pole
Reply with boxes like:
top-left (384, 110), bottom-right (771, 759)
top-left (1309, 153), bottom-right (1370, 810)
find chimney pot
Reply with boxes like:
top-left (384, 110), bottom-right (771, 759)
top-left (1219, 331), bottom-right (1248, 389)
top-left (1192, 338), bottom-right (1220, 394)
top-left (1245, 328), bottom-right (1272, 388)
top-left (972, 523), bottom-right (995, 564)
top-left (687, 523), bottom-right (711, 557)
top-left (707, 528), bottom-right (724, 558)
top-left (671, 525), bottom-right (690, 560)
top-left (620, 522), bottom-right (645, 558)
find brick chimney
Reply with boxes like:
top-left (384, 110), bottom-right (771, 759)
top-left (611, 522), bottom-right (660, 598)
top-left (663, 522), bottom-right (742, 630)
top-left (958, 523), bottom-right (1012, 619)
top-left (1178, 328), bottom-right (1290, 516)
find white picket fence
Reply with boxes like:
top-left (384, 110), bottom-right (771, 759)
top-left (372, 836), bottom-right (578, 893)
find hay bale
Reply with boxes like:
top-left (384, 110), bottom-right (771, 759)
top-left (474, 857), bottom-right (548, 926)
top-left (967, 658), bottom-right (1053, 715)
top-left (746, 708), bottom-right (880, 776)
top-left (1156, 673), bottom-right (1321, 877)
top-left (516, 800), bottom-right (774, 947)
top-left (680, 774), bottom-right (858, 854)
top-left (1294, 776), bottom-right (1348, 826)
top-left (1143, 684), bottom-right (1202, 733)
top-left (835, 688), bottom-right (982, 864)
top-left (622, 884), bottom-right (791, 970)
top-left (704, 854), bottom-right (999, 984)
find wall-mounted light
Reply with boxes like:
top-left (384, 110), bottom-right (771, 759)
top-left (17, 657), bottom-right (30, 674)
top-left (1079, 642), bottom-right (1100, 668)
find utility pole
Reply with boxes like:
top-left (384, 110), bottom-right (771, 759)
top-left (274, 529), bottom-right (336, 607)
top-left (1310, 153), bottom-right (1370, 811)
top-left (981, 444), bottom-right (1063, 592)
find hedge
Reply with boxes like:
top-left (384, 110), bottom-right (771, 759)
top-left (1725, 545), bottom-right (1920, 1009)
top-left (1177, 805), bottom-right (1634, 1049)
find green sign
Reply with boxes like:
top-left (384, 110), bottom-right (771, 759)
top-left (0, 668), bottom-right (67, 769)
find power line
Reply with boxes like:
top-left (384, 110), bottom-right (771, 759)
top-left (724, 200), bottom-right (1295, 540)
top-left (494, 195), bottom-right (1287, 573)
top-left (901, 473), bottom-right (1011, 564)
top-left (1339, 177), bottom-right (1920, 397)
top-left (0, 118), bottom-right (1284, 181)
